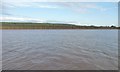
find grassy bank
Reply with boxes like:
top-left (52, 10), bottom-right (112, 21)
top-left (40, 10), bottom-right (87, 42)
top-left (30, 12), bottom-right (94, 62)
top-left (0, 22), bottom-right (119, 29)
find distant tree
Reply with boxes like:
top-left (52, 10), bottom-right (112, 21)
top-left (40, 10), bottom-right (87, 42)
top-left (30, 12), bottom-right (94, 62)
top-left (111, 25), bottom-right (116, 28)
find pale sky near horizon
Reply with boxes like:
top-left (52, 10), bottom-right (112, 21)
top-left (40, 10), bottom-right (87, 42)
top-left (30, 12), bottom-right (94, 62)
top-left (0, 0), bottom-right (118, 26)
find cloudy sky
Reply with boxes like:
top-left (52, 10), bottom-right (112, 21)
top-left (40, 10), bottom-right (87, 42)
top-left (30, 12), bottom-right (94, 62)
top-left (0, 0), bottom-right (118, 26)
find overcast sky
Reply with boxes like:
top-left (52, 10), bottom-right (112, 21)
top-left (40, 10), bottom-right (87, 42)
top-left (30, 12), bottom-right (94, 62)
top-left (0, 0), bottom-right (118, 26)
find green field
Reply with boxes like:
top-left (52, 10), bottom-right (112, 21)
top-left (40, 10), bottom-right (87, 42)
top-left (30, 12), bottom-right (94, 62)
top-left (0, 22), bottom-right (119, 29)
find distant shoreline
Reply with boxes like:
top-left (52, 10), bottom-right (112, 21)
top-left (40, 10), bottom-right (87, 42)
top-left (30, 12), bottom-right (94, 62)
top-left (1, 22), bottom-right (119, 29)
top-left (1, 28), bottom-right (119, 30)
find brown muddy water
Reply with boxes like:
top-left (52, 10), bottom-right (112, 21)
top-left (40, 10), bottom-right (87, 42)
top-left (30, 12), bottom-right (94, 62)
top-left (2, 30), bottom-right (118, 70)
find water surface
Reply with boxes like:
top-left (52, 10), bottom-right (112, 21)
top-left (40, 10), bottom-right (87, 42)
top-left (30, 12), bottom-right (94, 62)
top-left (2, 30), bottom-right (118, 70)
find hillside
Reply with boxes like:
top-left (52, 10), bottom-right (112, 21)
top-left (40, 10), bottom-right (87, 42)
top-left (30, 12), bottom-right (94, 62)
top-left (0, 22), bottom-right (119, 29)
